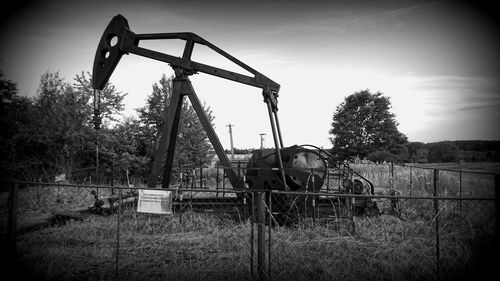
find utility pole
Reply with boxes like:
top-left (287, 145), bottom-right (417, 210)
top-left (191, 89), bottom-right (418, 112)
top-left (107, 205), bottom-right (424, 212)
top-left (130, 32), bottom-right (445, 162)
top-left (226, 124), bottom-right (235, 160)
top-left (259, 133), bottom-right (266, 149)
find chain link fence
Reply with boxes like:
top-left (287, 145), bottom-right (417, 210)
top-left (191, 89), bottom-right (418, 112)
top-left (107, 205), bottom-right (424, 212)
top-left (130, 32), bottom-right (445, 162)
top-left (266, 192), bottom-right (496, 281)
top-left (265, 164), bottom-right (498, 281)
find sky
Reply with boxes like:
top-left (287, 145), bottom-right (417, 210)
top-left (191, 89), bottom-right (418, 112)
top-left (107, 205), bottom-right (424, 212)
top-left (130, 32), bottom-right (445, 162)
top-left (1, 0), bottom-right (499, 150)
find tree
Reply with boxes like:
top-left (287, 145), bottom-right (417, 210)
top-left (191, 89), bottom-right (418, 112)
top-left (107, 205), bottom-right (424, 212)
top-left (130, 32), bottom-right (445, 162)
top-left (136, 74), bottom-right (215, 182)
top-left (12, 71), bottom-right (127, 182)
top-left (73, 71), bottom-right (127, 127)
top-left (0, 69), bottom-right (129, 182)
top-left (112, 117), bottom-right (150, 183)
top-left (404, 142), bottom-right (428, 163)
top-left (427, 141), bottom-right (459, 163)
top-left (366, 150), bottom-right (399, 163)
top-left (72, 71), bottom-right (127, 181)
top-left (0, 72), bottom-right (33, 181)
top-left (18, 71), bottom-right (73, 180)
top-left (329, 89), bottom-right (407, 161)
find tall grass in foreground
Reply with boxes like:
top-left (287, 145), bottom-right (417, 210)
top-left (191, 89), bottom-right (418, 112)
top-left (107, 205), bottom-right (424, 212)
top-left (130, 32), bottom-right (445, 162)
top-left (270, 212), bottom-right (495, 281)
top-left (15, 209), bottom-right (253, 281)
top-left (13, 205), bottom-right (496, 281)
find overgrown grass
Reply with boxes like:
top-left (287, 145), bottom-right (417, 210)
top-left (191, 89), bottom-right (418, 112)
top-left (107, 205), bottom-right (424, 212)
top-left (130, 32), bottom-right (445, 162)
top-left (269, 212), bottom-right (495, 281)
top-left (350, 163), bottom-right (496, 197)
top-left (2, 164), bottom-right (497, 281)
top-left (14, 210), bottom-right (253, 281)
top-left (9, 203), bottom-right (496, 281)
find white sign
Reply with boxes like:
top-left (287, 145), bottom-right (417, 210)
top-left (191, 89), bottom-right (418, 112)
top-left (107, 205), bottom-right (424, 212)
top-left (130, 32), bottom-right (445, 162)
top-left (137, 189), bottom-right (172, 214)
top-left (55, 173), bottom-right (66, 182)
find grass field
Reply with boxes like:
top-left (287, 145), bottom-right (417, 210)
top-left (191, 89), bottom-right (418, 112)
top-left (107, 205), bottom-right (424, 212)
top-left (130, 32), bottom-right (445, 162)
top-left (12, 210), bottom-right (252, 281)
top-left (350, 162), bottom-right (497, 197)
top-left (6, 205), bottom-right (496, 281)
top-left (1, 162), bottom-right (498, 281)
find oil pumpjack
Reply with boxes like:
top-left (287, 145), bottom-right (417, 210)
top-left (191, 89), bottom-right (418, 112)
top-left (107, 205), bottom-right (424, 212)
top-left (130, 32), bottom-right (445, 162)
top-left (92, 15), bottom-right (377, 217)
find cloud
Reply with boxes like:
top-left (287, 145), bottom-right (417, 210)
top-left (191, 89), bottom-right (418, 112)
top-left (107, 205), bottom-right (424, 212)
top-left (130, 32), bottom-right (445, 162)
top-left (405, 75), bottom-right (500, 136)
top-left (332, 1), bottom-right (443, 32)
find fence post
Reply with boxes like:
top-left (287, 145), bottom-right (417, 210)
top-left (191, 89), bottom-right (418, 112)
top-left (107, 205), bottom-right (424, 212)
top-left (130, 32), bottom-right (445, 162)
top-left (243, 189), bottom-right (247, 222)
top-left (267, 191), bottom-right (272, 279)
top-left (179, 198), bottom-right (183, 224)
top-left (433, 169), bottom-right (440, 281)
top-left (390, 162), bottom-right (394, 191)
top-left (7, 181), bottom-right (18, 261)
top-left (250, 191), bottom-right (255, 278)
top-left (111, 160), bottom-right (114, 194)
top-left (191, 164), bottom-right (196, 189)
top-left (115, 186), bottom-right (122, 281)
top-left (257, 192), bottom-right (267, 281)
top-left (349, 168), bottom-right (355, 233)
top-left (200, 164), bottom-right (203, 188)
top-left (326, 162), bottom-right (330, 193)
top-left (222, 169), bottom-right (226, 197)
top-left (495, 174), bottom-right (499, 254)
top-left (311, 168), bottom-right (316, 225)
top-left (459, 171), bottom-right (462, 213)
top-left (409, 166), bottom-right (412, 196)
top-left (216, 163), bottom-right (220, 196)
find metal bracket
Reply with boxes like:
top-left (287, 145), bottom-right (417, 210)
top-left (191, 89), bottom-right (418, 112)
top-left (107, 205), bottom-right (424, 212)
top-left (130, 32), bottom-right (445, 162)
top-left (262, 87), bottom-right (279, 112)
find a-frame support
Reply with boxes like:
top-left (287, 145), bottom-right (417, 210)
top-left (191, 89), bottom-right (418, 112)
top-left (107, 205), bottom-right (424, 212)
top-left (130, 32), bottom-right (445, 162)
top-left (149, 69), bottom-right (242, 189)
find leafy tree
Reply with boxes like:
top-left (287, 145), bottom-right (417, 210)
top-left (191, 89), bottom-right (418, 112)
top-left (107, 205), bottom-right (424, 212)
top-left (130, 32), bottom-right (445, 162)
top-left (71, 71), bottom-right (127, 183)
top-left (0, 72), bottom-right (33, 181)
top-left (24, 71), bottom-right (94, 180)
top-left (1, 69), bottom-right (216, 185)
top-left (112, 117), bottom-right (150, 183)
top-left (73, 71), bottom-right (126, 127)
top-left (329, 89), bottom-right (407, 161)
top-left (5, 70), bottom-right (127, 182)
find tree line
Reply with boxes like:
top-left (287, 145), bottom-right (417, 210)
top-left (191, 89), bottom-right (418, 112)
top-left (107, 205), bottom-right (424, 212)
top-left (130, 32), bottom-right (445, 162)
top-left (0, 71), bottom-right (213, 186)
top-left (2, 72), bottom-right (497, 187)
top-left (328, 90), bottom-right (500, 163)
